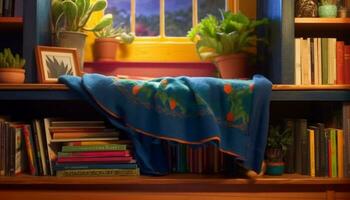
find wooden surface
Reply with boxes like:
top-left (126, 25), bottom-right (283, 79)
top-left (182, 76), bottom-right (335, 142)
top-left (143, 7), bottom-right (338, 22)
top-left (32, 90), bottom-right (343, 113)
top-left (295, 17), bottom-right (350, 38)
top-left (0, 174), bottom-right (349, 185)
top-left (0, 84), bottom-right (349, 91)
top-left (0, 17), bottom-right (23, 30)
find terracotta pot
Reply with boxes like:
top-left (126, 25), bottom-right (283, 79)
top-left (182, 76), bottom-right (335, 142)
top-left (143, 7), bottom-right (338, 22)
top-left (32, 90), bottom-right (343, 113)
top-left (93, 38), bottom-right (119, 62)
top-left (0, 68), bottom-right (25, 83)
top-left (214, 53), bottom-right (248, 79)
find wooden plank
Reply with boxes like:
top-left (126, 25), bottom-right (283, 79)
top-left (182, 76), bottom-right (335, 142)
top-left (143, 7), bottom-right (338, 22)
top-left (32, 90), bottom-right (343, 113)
top-left (295, 18), bottom-right (350, 24)
top-left (0, 175), bottom-right (349, 185)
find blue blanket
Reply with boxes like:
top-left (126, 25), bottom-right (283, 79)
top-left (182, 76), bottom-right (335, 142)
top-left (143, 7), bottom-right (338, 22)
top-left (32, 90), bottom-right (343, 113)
top-left (59, 74), bottom-right (272, 175)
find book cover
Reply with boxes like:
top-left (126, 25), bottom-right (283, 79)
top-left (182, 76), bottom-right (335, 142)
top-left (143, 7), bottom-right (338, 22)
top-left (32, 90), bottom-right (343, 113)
top-left (56, 168), bottom-right (140, 177)
top-left (328, 38), bottom-right (337, 85)
top-left (57, 150), bottom-right (130, 158)
top-left (321, 38), bottom-right (329, 84)
top-left (336, 41), bottom-right (345, 84)
top-left (52, 132), bottom-right (120, 140)
top-left (56, 156), bottom-right (133, 164)
top-left (309, 125), bottom-right (320, 176)
top-left (54, 163), bottom-right (138, 170)
top-left (65, 140), bottom-right (131, 146)
top-left (295, 38), bottom-right (301, 85)
top-left (33, 119), bottom-right (48, 176)
top-left (330, 128), bottom-right (338, 177)
top-left (22, 124), bottom-right (38, 176)
top-left (61, 144), bottom-right (127, 152)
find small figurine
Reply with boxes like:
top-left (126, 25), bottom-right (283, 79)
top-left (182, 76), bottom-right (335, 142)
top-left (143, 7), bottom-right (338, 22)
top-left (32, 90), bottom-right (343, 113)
top-left (295, 0), bottom-right (318, 17)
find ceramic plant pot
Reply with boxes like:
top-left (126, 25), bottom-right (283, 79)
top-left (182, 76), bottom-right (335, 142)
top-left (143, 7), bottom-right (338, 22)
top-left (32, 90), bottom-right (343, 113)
top-left (318, 4), bottom-right (337, 17)
top-left (266, 162), bottom-right (285, 175)
top-left (93, 38), bottom-right (119, 62)
top-left (0, 68), bottom-right (25, 83)
top-left (214, 53), bottom-right (248, 79)
top-left (58, 31), bottom-right (87, 70)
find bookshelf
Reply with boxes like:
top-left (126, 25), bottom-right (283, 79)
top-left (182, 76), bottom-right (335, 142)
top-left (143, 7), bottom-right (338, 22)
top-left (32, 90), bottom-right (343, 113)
top-left (0, 17), bottom-right (23, 31)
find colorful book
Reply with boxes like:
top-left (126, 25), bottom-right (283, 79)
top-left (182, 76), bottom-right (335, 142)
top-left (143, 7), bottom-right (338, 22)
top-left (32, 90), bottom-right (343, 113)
top-left (56, 156), bottom-right (133, 163)
top-left (22, 124), bottom-right (38, 176)
top-left (54, 163), bottom-right (138, 170)
top-left (336, 41), bottom-right (345, 84)
top-left (344, 45), bottom-right (350, 84)
top-left (58, 151), bottom-right (130, 158)
top-left (330, 128), bottom-right (337, 177)
top-left (61, 144), bottom-right (127, 152)
top-left (337, 129), bottom-right (344, 178)
top-left (65, 140), bottom-right (131, 146)
top-left (52, 132), bottom-right (119, 139)
top-left (309, 129), bottom-right (315, 177)
top-left (56, 168), bottom-right (140, 177)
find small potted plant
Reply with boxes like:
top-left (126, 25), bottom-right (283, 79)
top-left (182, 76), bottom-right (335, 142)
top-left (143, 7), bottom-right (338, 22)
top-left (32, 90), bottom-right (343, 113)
top-left (93, 24), bottom-right (134, 62)
top-left (265, 125), bottom-right (292, 175)
top-left (187, 11), bottom-right (268, 79)
top-left (318, 0), bottom-right (338, 17)
top-left (0, 48), bottom-right (26, 83)
top-left (51, 0), bottom-right (113, 68)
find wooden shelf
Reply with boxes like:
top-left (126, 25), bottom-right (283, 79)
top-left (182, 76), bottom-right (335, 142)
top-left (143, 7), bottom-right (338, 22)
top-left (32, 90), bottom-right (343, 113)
top-left (0, 174), bottom-right (349, 185)
top-left (0, 17), bottom-right (23, 31)
top-left (295, 17), bottom-right (350, 37)
top-left (0, 84), bottom-right (350, 101)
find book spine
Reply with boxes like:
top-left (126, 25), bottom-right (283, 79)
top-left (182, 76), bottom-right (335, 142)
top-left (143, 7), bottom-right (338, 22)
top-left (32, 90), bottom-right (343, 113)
top-left (336, 41), bottom-right (345, 84)
top-left (330, 129), bottom-right (338, 177)
top-left (321, 38), bottom-right (329, 84)
top-left (23, 125), bottom-right (37, 176)
top-left (309, 129), bottom-right (315, 177)
top-left (337, 129), bottom-right (344, 178)
top-left (62, 144), bottom-right (127, 152)
top-left (318, 123), bottom-right (327, 176)
top-left (56, 168), bottom-right (140, 177)
top-left (58, 151), bottom-right (130, 158)
top-left (295, 38), bottom-right (301, 85)
top-left (56, 156), bottom-right (133, 163)
top-left (54, 163), bottom-right (138, 170)
top-left (344, 45), bottom-right (350, 84)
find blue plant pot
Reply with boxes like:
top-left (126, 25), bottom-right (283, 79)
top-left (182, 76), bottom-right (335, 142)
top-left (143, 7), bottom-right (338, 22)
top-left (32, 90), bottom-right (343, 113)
top-left (266, 162), bottom-right (285, 176)
top-left (318, 5), bottom-right (337, 17)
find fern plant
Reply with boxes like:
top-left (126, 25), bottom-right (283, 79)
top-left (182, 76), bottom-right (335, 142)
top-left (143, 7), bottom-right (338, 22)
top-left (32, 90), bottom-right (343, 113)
top-left (266, 125), bottom-right (292, 162)
top-left (0, 48), bottom-right (25, 69)
top-left (45, 56), bottom-right (73, 78)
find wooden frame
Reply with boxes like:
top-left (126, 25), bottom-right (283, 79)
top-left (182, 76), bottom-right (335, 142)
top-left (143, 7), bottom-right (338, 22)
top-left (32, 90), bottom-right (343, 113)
top-left (35, 46), bottom-right (81, 83)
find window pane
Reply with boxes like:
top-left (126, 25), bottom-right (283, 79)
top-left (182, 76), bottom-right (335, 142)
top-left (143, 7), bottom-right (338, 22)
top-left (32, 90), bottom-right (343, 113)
top-left (198, 0), bottom-right (226, 21)
top-left (165, 0), bottom-right (192, 37)
top-left (106, 0), bottom-right (131, 32)
top-left (136, 0), bottom-right (160, 36)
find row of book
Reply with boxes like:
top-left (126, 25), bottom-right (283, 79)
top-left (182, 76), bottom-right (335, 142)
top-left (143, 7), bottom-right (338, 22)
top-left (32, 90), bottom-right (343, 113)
top-left (294, 38), bottom-right (350, 85)
top-left (283, 118), bottom-right (348, 177)
top-left (0, 0), bottom-right (22, 17)
top-left (0, 118), bottom-right (139, 177)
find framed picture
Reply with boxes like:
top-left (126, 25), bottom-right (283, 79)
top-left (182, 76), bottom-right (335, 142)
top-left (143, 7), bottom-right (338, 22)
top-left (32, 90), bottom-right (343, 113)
top-left (35, 46), bottom-right (81, 83)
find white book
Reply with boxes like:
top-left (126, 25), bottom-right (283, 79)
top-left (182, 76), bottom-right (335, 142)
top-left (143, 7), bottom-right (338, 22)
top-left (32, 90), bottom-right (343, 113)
top-left (313, 38), bottom-right (319, 85)
top-left (317, 38), bottom-right (322, 85)
top-left (295, 38), bottom-right (301, 85)
top-left (301, 38), bottom-right (311, 85)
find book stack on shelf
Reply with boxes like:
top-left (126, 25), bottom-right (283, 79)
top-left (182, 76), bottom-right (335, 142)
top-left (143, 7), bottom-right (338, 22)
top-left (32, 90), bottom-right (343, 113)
top-left (295, 38), bottom-right (350, 85)
top-left (283, 117), bottom-right (348, 178)
top-left (0, 0), bottom-right (22, 17)
top-left (0, 118), bottom-right (139, 177)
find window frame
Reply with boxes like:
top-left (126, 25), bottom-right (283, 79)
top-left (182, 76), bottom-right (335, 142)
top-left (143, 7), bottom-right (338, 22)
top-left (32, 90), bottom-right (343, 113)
top-left (85, 0), bottom-right (238, 62)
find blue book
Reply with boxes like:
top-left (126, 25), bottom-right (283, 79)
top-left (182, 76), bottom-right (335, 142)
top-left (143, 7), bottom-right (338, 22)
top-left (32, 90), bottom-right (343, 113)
top-left (54, 163), bottom-right (138, 171)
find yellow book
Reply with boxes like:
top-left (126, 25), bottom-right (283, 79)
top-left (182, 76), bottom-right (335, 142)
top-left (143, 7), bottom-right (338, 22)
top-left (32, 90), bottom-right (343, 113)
top-left (337, 129), bottom-right (344, 178)
top-left (309, 129), bottom-right (315, 177)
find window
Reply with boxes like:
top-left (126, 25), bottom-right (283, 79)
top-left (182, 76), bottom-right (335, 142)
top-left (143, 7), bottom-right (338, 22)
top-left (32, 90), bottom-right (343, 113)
top-left (85, 0), bottom-right (239, 62)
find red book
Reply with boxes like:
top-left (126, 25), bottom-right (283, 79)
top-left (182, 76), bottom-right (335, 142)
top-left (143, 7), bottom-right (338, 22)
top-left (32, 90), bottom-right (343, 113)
top-left (344, 45), bottom-right (350, 84)
top-left (56, 156), bottom-right (133, 163)
top-left (336, 41), bottom-right (345, 84)
top-left (58, 151), bottom-right (130, 158)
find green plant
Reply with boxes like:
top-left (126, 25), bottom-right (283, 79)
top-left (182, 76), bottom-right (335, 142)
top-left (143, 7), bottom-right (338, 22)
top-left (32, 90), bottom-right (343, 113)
top-left (320, 0), bottom-right (336, 5)
top-left (266, 125), bottom-right (292, 162)
top-left (51, 0), bottom-right (113, 34)
top-left (0, 48), bottom-right (25, 69)
top-left (94, 24), bottom-right (135, 44)
top-left (187, 11), bottom-right (268, 61)
top-left (45, 56), bottom-right (73, 78)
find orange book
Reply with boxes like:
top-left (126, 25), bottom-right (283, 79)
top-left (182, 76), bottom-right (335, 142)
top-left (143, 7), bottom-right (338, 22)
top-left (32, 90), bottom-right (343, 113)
top-left (337, 129), bottom-right (344, 178)
top-left (336, 41), bottom-right (345, 84)
top-left (309, 129), bottom-right (315, 177)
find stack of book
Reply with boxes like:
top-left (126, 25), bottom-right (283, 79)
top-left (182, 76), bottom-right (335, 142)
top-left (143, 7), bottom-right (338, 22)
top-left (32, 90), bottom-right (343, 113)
top-left (47, 119), bottom-right (139, 177)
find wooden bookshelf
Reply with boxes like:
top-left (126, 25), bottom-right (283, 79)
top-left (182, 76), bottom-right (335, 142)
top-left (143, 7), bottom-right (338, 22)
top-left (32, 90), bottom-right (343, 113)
top-left (0, 17), bottom-right (23, 31)
top-left (295, 17), bottom-right (350, 38)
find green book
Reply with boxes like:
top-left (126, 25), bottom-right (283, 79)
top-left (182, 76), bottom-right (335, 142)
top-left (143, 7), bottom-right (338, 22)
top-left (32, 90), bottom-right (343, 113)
top-left (321, 38), bottom-right (329, 85)
top-left (330, 128), bottom-right (338, 178)
top-left (56, 168), bottom-right (140, 177)
top-left (61, 144), bottom-right (127, 152)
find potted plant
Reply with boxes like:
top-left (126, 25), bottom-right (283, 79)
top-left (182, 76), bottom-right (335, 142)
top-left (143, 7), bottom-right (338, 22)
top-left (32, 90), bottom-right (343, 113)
top-left (318, 0), bottom-right (337, 17)
top-left (187, 11), bottom-right (268, 79)
top-left (51, 0), bottom-right (113, 69)
top-left (93, 23), bottom-right (134, 62)
top-left (0, 48), bottom-right (26, 83)
top-left (265, 125), bottom-right (292, 175)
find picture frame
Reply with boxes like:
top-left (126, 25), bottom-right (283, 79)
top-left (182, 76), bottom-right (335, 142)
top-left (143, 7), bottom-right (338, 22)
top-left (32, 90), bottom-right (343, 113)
top-left (35, 46), bottom-right (81, 83)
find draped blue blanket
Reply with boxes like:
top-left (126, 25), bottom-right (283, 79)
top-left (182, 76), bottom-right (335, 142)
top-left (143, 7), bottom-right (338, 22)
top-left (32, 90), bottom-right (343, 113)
top-left (59, 74), bottom-right (272, 175)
